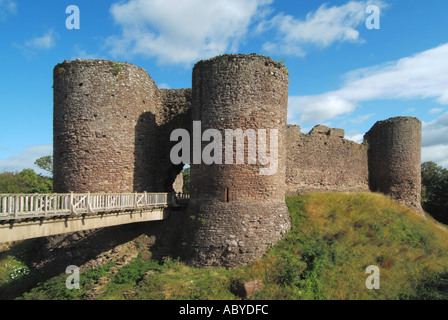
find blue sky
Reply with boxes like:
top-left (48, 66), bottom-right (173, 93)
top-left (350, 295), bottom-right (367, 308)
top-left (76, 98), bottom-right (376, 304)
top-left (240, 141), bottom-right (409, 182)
top-left (1, 0), bottom-right (448, 175)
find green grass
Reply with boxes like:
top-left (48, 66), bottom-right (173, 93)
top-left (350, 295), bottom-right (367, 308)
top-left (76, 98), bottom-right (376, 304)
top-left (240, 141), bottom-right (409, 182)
top-left (2, 192), bottom-right (448, 300)
top-left (112, 62), bottom-right (124, 76)
top-left (0, 255), bottom-right (30, 285)
top-left (17, 262), bottom-right (115, 300)
top-left (125, 258), bottom-right (234, 300)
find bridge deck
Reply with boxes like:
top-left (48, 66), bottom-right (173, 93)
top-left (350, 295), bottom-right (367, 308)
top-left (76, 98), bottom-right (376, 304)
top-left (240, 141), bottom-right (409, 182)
top-left (0, 192), bottom-right (189, 243)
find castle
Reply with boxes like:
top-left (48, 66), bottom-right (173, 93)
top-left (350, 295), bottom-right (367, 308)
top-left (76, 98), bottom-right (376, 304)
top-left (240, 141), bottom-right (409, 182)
top-left (53, 53), bottom-right (423, 268)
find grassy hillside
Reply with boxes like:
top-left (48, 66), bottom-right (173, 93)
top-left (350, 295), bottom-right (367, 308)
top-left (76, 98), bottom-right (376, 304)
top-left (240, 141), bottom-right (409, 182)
top-left (1, 193), bottom-right (448, 300)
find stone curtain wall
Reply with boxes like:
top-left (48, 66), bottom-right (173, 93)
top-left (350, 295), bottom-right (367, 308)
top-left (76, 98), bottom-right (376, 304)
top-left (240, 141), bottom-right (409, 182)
top-left (183, 54), bottom-right (291, 268)
top-left (286, 124), bottom-right (369, 195)
top-left (364, 117), bottom-right (424, 216)
top-left (156, 89), bottom-right (192, 192)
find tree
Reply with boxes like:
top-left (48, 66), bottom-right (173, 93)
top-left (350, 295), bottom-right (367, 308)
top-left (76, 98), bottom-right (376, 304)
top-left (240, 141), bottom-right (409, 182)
top-left (421, 161), bottom-right (448, 223)
top-left (0, 169), bottom-right (53, 194)
top-left (182, 167), bottom-right (190, 194)
top-left (34, 155), bottom-right (53, 176)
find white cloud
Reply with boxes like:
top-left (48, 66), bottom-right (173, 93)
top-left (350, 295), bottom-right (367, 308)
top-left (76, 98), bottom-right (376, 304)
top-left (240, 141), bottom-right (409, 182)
top-left (349, 113), bottom-right (375, 124)
top-left (422, 145), bottom-right (448, 168)
top-left (345, 130), bottom-right (364, 144)
top-left (0, 144), bottom-right (52, 175)
top-left (106, 0), bottom-right (273, 66)
top-left (71, 45), bottom-right (101, 60)
top-left (261, 0), bottom-right (385, 56)
top-left (288, 43), bottom-right (448, 124)
top-left (418, 112), bottom-right (448, 168)
top-left (422, 112), bottom-right (448, 147)
top-left (429, 108), bottom-right (445, 115)
top-left (24, 29), bottom-right (57, 50)
top-left (0, 0), bottom-right (17, 20)
top-left (158, 83), bottom-right (171, 89)
top-left (288, 94), bottom-right (357, 124)
top-left (339, 43), bottom-right (448, 104)
top-left (16, 29), bottom-right (58, 58)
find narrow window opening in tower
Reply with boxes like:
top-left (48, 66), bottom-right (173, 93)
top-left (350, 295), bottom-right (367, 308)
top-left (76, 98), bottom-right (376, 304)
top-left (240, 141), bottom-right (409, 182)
top-left (225, 188), bottom-right (231, 203)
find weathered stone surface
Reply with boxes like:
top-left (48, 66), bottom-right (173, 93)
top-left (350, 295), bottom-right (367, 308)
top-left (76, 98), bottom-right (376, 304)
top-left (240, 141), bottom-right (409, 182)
top-left (172, 173), bottom-right (184, 193)
top-left (53, 59), bottom-right (190, 193)
top-left (286, 124), bottom-right (369, 195)
top-left (231, 279), bottom-right (264, 299)
top-left (364, 117), bottom-right (424, 216)
top-left (183, 54), bottom-right (291, 268)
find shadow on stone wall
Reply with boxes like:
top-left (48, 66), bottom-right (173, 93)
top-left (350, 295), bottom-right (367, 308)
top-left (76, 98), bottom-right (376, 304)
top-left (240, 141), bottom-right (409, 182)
top-left (134, 112), bottom-right (157, 192)
top-left (134, 110), bottom-right (191, 193)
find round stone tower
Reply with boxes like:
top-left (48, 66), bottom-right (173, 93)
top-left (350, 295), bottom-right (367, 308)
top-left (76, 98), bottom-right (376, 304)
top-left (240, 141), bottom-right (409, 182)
top-left (364, 117), bottom-right (424, 216)
top-left (183, 54), bottom-right (291, 268)
top-left (53, 59), bottom-right (160, 193)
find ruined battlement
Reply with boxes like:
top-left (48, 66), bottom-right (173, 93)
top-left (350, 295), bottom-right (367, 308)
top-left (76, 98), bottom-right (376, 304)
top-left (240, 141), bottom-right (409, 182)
top-left (53, 54), bottom-right (423, 268)
top-left (286, 124), bottom-right (370, 196)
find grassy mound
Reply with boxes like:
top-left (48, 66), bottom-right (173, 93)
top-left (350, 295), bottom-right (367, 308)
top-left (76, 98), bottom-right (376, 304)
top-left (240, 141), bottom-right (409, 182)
top-left (2, 193), bottom-right (448, 300)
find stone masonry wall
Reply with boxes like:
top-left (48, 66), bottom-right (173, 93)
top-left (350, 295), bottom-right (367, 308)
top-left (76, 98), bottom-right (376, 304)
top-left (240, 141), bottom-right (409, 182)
top-left (286, 124), bottom-right (369, 195)
top-left (364, 117), bottom-right (424, 216)
top-left (53, 59), bottom-right (160, 193)
top-left (156, 89), bottom-right (192, 192)
top-left (53, 60), bottom-right (191, 194)
top-left (182, 54), bottom-right (291, 268)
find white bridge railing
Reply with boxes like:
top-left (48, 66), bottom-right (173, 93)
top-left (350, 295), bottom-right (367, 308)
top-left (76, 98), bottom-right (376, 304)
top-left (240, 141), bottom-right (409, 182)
top-left (0, 192), bottom-right (185, 220)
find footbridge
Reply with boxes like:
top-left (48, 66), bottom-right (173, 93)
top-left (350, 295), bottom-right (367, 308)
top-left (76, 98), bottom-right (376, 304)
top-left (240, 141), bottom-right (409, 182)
top-left (0, 192), bottom-right (189, 243)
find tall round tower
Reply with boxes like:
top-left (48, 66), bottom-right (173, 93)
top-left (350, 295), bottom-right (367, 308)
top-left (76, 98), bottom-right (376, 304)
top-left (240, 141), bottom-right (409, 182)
top-left (53, 59), bottom-right (160, 193)
top-left (364, 117), bottom-right (424, 216)
top-left (182, 54), bottom-right (291, 268)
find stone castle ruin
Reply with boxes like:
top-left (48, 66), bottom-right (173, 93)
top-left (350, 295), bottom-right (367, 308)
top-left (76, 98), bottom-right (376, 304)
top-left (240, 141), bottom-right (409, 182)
top-left (53, 54), bottom-right (423, 268)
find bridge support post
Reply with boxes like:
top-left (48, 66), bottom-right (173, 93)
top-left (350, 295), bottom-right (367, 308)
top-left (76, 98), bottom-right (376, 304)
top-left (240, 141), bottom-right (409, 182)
top-left (44, 195), bottom-right (48, 216)
top-left (70, 192), bottom-right (74, 215)
top-left (14, 195), bottom-right (18, 218)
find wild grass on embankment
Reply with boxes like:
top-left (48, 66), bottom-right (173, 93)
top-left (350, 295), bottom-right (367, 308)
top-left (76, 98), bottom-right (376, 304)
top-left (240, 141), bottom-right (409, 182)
top-left (2, 193), bottom-right (448, 300)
